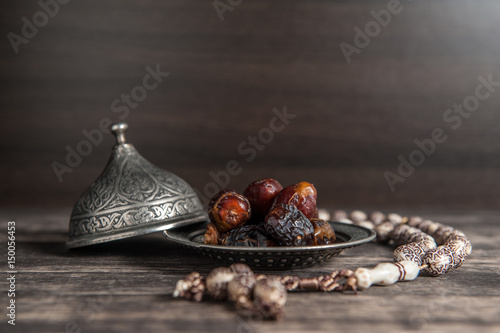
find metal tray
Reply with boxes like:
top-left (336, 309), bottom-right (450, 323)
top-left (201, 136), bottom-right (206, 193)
top-left (163, 221), bottom-right (376, 269)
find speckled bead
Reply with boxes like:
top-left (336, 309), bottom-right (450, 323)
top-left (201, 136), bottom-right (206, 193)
top-left (434, 225), bottom-right (455, 244)
top-left (389, 224), bottom-right (406, 244)
top-left (393, 225), bottom-right (413, 245)
top-left (354, 261), bottom-right (420, 290)
top-left (387, 213), bottom-right (403, 225)
top-left (393, 242), bottom-right (428, 266)
top-left (390, 224), bottom-right (432, 247)
top-left (406, 216), bottom-right (423, 228)
top-left (350, 210), bottom-right (368, 223)
top-left (358, 220), bottom-right (375, 230)
top-left (421, 236), bottom-right (437, 250)
top-left (462, 236), bottom-right (472, 256)
top-left (332, 210), bottom-right (348, 221)
top-left (375, 221), bottom-right (395, 244)
top-left (417, 220), bottom-right (434, 234)
top-left (445, 236), bottom-right (472, 268)
top-left (444, 230), bottom-right (467, 244)
top-left (344, 211), bottom-right (470, 278)
top-left (408, 234), bottom-right (426, 244)
top-left (423, 246), bottom-right (454, 276)
top-left (369, 211), bottom-right (386, 225)
top-left (425, 221), bottom-right (441, 235)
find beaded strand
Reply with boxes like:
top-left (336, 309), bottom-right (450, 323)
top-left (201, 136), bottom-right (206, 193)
top-left (173, 209), bottom-right (472, 319)
top-left (323, 209), bottom-right (472, 279)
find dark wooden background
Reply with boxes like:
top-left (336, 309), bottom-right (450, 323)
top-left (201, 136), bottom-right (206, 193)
top-left (1, 0), bottom-right (500, 210)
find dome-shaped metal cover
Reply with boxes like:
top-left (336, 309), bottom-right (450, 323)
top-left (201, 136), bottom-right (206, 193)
top-left (67, 123), bottom-right (207, 248)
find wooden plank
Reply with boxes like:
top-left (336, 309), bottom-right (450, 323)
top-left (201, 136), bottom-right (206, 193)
top-left (0, 209), bottom-right (498, 332)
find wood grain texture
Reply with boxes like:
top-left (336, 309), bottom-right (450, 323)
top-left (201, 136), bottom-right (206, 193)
top-left (1, 0), bottom-right (500, 209)
top-left (0, 208), bottom-right (498, 332)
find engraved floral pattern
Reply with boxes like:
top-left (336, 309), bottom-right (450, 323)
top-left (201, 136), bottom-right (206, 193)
top-left (119, 167), bottom-right (156, 202)
top-left (69, 145), bottom-right (205, 238)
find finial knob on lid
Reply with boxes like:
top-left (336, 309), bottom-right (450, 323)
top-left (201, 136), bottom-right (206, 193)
top-left (110, 122), bottom-right (128, 145)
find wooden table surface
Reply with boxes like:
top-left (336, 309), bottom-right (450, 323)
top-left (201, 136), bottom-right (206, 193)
top-left (1, 208), bottom-right (499, 333)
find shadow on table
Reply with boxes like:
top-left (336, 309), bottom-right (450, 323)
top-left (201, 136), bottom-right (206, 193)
top-left (30, 232), bottom-right (176, 255)
top-left (27, 231), bottom-right (214, 274)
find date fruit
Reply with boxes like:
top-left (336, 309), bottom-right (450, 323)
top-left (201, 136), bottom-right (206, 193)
top-left (243, 178), bottom-right (283, 219)
top-left (310, 218), bottom-right (336, 245)
top-left (265, 204), bottom-right (314, 246)
top-left (225, 225), bottom-right (276, 247)
top-left (272, 182), bottom-right (318, 219)
top-left (204, 223), bottom-right (223, 245)
top-left (208, 190), bottom-right (251, 233)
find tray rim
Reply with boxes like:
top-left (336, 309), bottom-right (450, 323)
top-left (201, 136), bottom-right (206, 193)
top-left (163, 221), bottom-right (376, 253)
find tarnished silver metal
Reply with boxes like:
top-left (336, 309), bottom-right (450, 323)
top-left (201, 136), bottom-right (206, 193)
top-left (67, 123), bottom-right (207, 248)
top-left (163, 222), bottom-right (376, 270)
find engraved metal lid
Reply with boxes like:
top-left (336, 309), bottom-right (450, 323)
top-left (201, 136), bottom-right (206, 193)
top-left (67, 123), bottom-right (207, 248)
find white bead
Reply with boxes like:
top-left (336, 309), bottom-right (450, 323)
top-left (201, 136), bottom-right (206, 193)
top-left (359, 220), bottom-right (375, 230)
top-left (371, 263), bottom-right (401, 285)
top-left (387, 213), bottom-right (403, 224)
top-left (395, 260), bottom-right (420, 281)
top-left (354, 268), bottom-right (372, 290)
top-left (338, 218), bottom-right (354, 224)
top-left (350, 210), bottom-right (367, 222)
top-left (354, 261), bottom-right (419, 290)
top-left (317, 209), bottom-right (331, 221)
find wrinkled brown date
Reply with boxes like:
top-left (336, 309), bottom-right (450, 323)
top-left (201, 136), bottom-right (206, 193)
top-left (204, 223), bottom-right (223, 245)
top-left (265, 204), bottom-right (314, 246)
top-left (272, 182), bottom-right (318, 219)
top-left (204, 181), bottom-right (335, 248)
top-left (243, 178), bottom-right (283, 220)
top-left (208, 190), bottom-right (251, 233)
top-left (225, 224), bottom-right (276, 247)
top-left (310, 218), bottom-right (336, 245)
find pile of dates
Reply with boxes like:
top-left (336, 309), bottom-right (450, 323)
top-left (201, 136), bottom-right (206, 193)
top-left (204, 179), bottom-right (336, 247)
